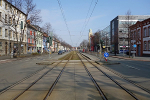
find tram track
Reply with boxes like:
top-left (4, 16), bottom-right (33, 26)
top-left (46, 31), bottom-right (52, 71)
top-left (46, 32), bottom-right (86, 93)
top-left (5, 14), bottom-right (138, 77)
top-left (0, 52), bottom-right (73, 100)
top-left (44, 53), bottom-right (73, 100)
top-left (81, 52), bottom-right (150, 94)
top-left (95, 61), bottom-right (150, 94)
top-left (77, 53), bottom-right (107, 100)
top-left (79, 52), bottom-right (150, 99)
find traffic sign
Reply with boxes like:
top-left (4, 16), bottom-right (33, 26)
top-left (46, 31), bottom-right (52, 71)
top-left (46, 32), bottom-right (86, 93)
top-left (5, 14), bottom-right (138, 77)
top-left (133, 44), bottom-right (136, 48)
top-left (104, 52), bottom-right (109, 57)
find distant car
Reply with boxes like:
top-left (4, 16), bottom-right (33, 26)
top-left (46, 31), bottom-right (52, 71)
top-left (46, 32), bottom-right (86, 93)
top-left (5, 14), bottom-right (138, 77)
top-left (58, 50), bottom-right (63, 55)
top-left (62, 50), bottom-right (65, 53)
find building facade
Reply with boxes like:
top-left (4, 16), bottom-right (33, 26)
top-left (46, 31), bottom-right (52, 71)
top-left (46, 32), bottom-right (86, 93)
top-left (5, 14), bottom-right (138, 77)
top-left (43, 33), bottom-right (48, 53)
top-left (130, 18), bottom-right (150, 56)
top-left (0, 0), bottom-right (27, 56)
top-left (27, 20), bottom-right (37, 53)
top-left (110, 15), bottom-right (150, 54)
top-left (33, 25), bottom-right (43, 53)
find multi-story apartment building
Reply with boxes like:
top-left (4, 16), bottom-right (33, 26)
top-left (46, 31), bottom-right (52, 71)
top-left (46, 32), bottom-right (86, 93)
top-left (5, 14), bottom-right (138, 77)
top-left (34, 25), bottom-right (43, 53)
top-left (43, 32), bottom-right (49, 53)
top-left (130, 18), bottom-right (150, 56)
top-left (0, 0), bottom-right (27, 56)
top-left (110, 15), bottom-right (150, 54)
top-left (27, 20), bottom-right (37, 53)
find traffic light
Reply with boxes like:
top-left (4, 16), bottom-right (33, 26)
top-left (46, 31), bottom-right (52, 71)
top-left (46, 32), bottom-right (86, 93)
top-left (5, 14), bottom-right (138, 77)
top-left (102, 41), bottom-right (104, 46)
top-left (46, 37), bottom-right (49, 43)
top-left (49, 36), bottom-right (52, 46)
top-left (21, 21), bottom-right (23, 29)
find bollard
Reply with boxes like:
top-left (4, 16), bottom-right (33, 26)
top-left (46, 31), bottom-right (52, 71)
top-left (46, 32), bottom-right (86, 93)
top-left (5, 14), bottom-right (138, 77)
top-left (11, 51), bottom-right (13, 58)
top-left (105, 57), bottom-right (107, 61)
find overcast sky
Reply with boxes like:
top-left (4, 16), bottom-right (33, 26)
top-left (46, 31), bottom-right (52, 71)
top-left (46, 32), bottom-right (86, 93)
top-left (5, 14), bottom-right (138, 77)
top-left (34, 0), bottom-right (150, 47)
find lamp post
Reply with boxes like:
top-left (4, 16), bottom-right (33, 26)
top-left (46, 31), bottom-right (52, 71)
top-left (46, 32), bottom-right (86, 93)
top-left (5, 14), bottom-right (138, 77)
top-left (99, 31), bottom-right (102, 61)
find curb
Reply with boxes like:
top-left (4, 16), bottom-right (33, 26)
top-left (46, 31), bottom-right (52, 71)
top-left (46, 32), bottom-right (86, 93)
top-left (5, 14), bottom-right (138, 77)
top-left (110, 56), bottom-right (150, 62)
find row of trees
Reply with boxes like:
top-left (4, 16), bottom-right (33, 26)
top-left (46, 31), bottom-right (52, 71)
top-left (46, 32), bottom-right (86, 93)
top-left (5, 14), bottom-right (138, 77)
top-left (80, 30), bottom-right (109, 52)
top-left (80, 10), bottom-right (135, 58)
top-left (4, 0), bottom-right (71, 56)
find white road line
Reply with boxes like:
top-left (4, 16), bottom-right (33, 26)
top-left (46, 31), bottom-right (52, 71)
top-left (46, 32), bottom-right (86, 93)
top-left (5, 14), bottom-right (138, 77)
top-left (126, 65), bottom-right (140, 70)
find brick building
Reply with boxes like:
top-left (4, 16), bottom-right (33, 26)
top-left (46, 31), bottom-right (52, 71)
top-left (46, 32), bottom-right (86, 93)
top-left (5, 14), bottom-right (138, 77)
top-left (130, 18), bottom-right (150, 56)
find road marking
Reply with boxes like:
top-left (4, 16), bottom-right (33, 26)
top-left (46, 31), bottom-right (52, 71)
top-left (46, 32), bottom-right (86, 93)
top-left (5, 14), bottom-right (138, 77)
top-left (126, 65), bottom-right (140, 70)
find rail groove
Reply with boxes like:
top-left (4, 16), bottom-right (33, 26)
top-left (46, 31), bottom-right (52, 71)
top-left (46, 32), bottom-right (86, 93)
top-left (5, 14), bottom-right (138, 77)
top-left (79, 52), bottom-right (140, 100)
top-left (77, 53), bottom-right (107, 100)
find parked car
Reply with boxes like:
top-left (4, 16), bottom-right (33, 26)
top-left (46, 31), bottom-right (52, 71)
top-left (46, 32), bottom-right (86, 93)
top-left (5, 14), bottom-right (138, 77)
top-left (58, 50), bottom-right (63, 55)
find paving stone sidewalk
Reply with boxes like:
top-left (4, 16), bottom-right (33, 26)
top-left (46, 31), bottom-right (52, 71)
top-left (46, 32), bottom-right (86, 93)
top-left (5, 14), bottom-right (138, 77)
top-left (85, 52), bottom-right (150, 62)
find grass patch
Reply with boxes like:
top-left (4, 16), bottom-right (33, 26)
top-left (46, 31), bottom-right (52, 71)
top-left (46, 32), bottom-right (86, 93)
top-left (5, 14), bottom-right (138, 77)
top-left (32, 52), bottom-right (40, 55)
top-left (58, 51), bottom-right (80, 60)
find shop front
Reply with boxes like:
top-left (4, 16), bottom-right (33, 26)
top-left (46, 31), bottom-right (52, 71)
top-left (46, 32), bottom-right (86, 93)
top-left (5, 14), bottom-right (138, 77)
top-left (27, 43), bottom-right (36, 53)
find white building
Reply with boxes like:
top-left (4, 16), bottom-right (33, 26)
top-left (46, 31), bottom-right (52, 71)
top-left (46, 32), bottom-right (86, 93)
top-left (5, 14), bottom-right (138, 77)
top-left (0, 0), bottom-right (27, 56)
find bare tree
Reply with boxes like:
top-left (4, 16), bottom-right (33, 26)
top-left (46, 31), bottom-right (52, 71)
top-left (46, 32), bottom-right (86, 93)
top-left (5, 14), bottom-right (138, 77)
top-left (42, 22), bottom-right (51, 34)
top-left (2, 2), bottom-right (28, 56)
top-left (122, 10), bottom-right (135, 57)
top-left (7, 0), bottom-right (14, 4)
top-left (4, 0), bottom-right (42, 56)
top-left (28, 9), bottom-right (42, 25)
top-left (80, 39), bottom-right (88, 50)
top-left (7, 0), bottom-right (42, 25)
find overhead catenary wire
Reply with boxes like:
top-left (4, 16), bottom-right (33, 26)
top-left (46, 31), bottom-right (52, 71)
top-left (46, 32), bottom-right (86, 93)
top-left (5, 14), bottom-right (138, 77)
top-left (57, 0), bottom-right (73, 45)
top-left (76, 0), bottom-right (99, 47)
top-left (79, 0), bottom-right (94, 36)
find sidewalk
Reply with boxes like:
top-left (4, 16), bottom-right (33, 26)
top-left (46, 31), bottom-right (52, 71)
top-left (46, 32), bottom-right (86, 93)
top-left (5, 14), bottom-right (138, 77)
top-left (86, 51), bottom-right (150, 62)
top-left (0, 53), bottom-right (45, 60)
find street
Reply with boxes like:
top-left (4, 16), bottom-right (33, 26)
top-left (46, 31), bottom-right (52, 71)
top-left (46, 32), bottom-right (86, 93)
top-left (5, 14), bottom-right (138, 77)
top-left (105, 57), bottom-right (150, 90)
top-left (0, 52), bottom-right (150, 99)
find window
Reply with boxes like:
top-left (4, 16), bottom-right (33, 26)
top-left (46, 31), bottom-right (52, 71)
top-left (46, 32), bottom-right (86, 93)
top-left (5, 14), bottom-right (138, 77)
top-left (5, 3), bottom-right (7, 10)
top-left (30, 31), bottom-right (32, 35)
top-left (13, 33), bottom-right (15, 39)
top-left (0, 0), bottom-right (2, 6)
top-left (134, 31), bottom-right (136, 40)
top-left (13, 19), bottom-right (15, 25)
top-left (144, 41), bottom-right (147, 50)
top-left (0, 42), bottom-right (2, 50)
top-left (20, 13), bottom-right (21, 18)
top-left (144, 28), bottom-right (147, 37)
top-left (9, 30), bottom-right (12, 38)
top-left (138, 30), bottom-right (140, 38)
top-left (5, 29), bottom-right (8, 37)
top-left (5, 14), bottom-right (7, 23)
top-left (9, 17), bottom-right (12, 24)
top-left (0, 27), bottom-right (2, 36)
top-left (0, 12), bottom-right (1, 21)
top-left (30, 38), bottom-right (32, 43)
top-left (131, 32), bottom-right (134, 39)
top-left (28, 38), bottom-right (30, 43)
top-left (149, 41), bottom-right (150, 50)
top-left (149, 27), bottom-right (150, 37)
top-left (24, 35), bottom-right (26, 41)
top-left (10, 6), bottom-right (12, 13)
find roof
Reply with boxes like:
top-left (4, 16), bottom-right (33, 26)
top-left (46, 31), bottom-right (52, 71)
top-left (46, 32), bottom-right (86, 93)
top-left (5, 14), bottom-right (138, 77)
top-left (4, 0), bottom-right (27, 16)
top-left (27, 20), bottom-right (37, 31)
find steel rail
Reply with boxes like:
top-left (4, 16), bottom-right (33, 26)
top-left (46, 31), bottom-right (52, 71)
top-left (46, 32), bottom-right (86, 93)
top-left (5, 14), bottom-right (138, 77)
top-left (79, 53), bottom-right (139, 100)
top-left (43, 53), bottom-right (73, 100)
top-left (82, 52), bottom-right (150, 93)
top-left (0, 66), bottom-right (46, 94)
top-left (12, 52), bottom-right (72, 100)
top-left (95, 61), bottom-right (150, 94)
top-left (77, 53), bottom-right (107, 100)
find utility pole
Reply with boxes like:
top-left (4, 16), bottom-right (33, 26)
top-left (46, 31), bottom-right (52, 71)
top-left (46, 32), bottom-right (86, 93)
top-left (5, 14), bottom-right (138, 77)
top-left (49, 31), bottom-right (53, 58)
top-left (99, 31), bottom-right (102, 61)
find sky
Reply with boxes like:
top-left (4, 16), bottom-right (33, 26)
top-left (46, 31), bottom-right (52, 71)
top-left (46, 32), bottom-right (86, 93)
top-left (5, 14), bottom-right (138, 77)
top-left (34, 0), bottom-right (150, 47)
